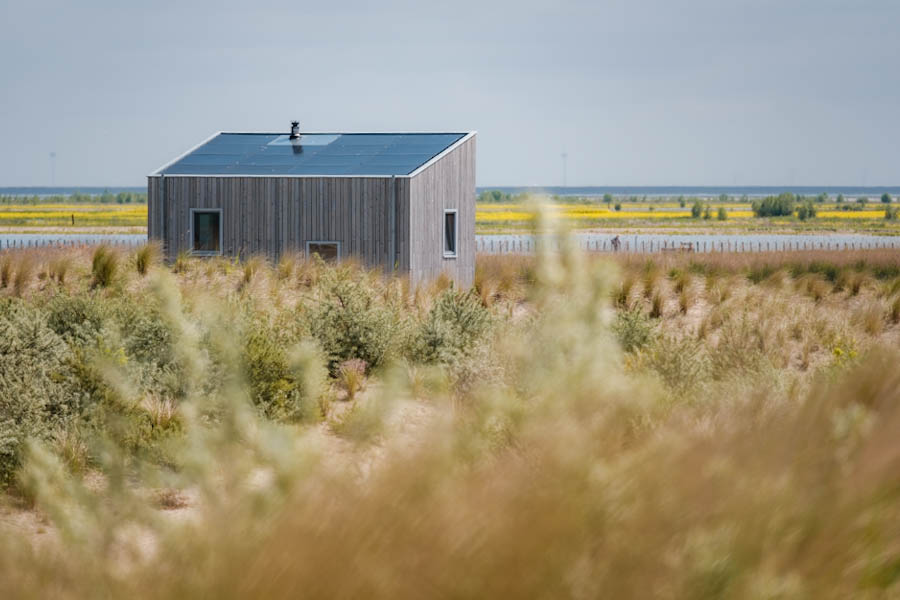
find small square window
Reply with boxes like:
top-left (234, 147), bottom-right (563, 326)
top-left (191, 209), bottom-right (222, 255)
top-left (307, 241), bottom-right (340, 262)
top-left (443, 209), bottom-right (457, 258)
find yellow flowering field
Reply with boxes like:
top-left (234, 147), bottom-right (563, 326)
top-left (476, 203), bottom-right (755, 223)
top-left (817, 211), bottom-right (887, 219)
top-left (0, 204), bottom-right (147, 227)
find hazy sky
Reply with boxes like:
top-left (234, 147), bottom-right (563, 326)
top-left (1, 0), bottom-right (898, 186)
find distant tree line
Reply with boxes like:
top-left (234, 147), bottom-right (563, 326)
top-left (749, 193), bottom-right (827, 220)
top-left (751, 194), bottom-right (796, 217)
top-left (477, 190), bottom-right (527, 203)
top-left (0, 191), bottom-right (147, 205)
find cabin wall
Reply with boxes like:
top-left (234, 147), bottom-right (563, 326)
top-left (147, 175), bottom-right (411, 273)
top-left (147, 176), bottom-right (161, 241)
top-left (407, 135), bottom-right (476, 287)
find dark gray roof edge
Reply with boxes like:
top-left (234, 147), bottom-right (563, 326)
top-left (408, 131), bottom-right (476, 178)
top-left (148, 130), bottom-right (476, 178)
top-left (217, 131), bottom-right (474, 136)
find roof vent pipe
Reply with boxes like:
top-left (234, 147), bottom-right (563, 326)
top-left (289, 121), bottom-right (300, 140)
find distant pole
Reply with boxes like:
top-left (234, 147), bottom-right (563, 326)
top-left (561, 151), bottom-right (568, 188)
top-left (50, 152), bottom-right (56, 186)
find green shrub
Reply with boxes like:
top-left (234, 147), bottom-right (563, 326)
top-left (0, 304), bottom-right (76, 486)
top-left (91, 246), bottom-right (118, 288)
top-left (45, 293), bottom-right (106, 345)
top-left (796, 201), bottom-right (817, 221)
top-left (244, 322), bottom-right (326, 423)
top-left (717, 206), bottom-right (727, 221)
top-left (308, 269), bottom-right (400, 373)
top-left (412, 288), bottom-right (491, 365)
top-left (119, 303), bottom-right (176, 369)
top-left (612, 308), bottom-right (655, 352)
top-left (691, 200), bottom-right (703, 218)
top-left (752, 193), bottom-right (795, 217)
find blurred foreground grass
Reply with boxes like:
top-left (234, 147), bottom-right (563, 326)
top-left (1, 224), bottom-right (900, 597)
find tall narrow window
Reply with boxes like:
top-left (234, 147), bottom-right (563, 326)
top-left (307, 241), bottom-right (340, 262)
top-left (191, 209), bottom-right (222, 255)
top-left (443, 209), bottom-right (457, 258)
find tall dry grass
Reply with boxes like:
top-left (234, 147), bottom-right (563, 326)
top-left (1, 236), bottom-right (900, 598)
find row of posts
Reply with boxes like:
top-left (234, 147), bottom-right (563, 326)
top-left (2, 236), bottom-right (898, 254)
top-left (1, 238), bottom-right (143, 251)
top-left (475, 238), bottom-right (900, 254)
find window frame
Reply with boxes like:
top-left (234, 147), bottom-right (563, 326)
top-left (306, 240), bottom-right (341, 262)
top-left (189, 208), bottom-right (223, 256)
top-left (443, 208), bottom-right (458, 259)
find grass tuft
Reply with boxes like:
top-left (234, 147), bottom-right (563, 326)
top-left (90, 245), bottom-right (118, 288)
top-left (134, 243), bottom-right (160, 276)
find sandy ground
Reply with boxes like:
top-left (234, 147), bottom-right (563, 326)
top-left (0, 386), bottom-right (442, 557)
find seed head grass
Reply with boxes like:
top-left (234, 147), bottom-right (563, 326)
top-left (0, 240), bottom-right (899, 598)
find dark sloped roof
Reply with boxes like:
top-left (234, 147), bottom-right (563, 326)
top-left (154, 132), bottom-right (468, 177)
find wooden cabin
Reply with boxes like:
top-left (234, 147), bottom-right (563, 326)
top-left (147, 123), bottom-right (475, 286)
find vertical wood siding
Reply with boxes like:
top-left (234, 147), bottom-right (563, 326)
top-left (147, 175), bottom-right (408, 273)
top-left (407, 135), bottom-right (476, 287)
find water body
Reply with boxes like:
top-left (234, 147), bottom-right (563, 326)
top-left (477, 233), bottom-right (900, 254)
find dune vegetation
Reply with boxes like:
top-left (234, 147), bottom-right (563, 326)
top-left (2, 225), bottom-right (900, 597)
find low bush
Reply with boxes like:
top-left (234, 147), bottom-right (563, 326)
top-left (612, 308), bottom-right (655, 352)
top-left (243, 322), bottom-right (326, 423)
top-left (412, 288), bottom-right (491, 365)
top-left (308, 268), bottom-right (401, 373)
top-left (0, 304), bottom-right (77, 486)
top-left (45, 293), bottom-right (107, 346)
